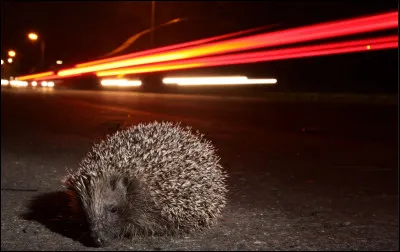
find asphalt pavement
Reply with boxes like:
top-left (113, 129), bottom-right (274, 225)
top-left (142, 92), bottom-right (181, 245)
top-left (1, 87), bottom-right (398, 251)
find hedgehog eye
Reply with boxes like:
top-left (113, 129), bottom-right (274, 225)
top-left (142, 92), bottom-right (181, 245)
top-left (110, 206), bottom-right (118, 214)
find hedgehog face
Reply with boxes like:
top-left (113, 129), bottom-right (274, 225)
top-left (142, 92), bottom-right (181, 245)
top-left (85, 175), bottom-right (131, 247)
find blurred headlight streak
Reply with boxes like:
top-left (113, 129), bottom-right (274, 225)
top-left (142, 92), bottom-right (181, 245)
top-left (1, 79), bottom-right (9, 85)
top-left (100, 79), bottom-right (142, 87)
top-left (58, 11), bottom-right (397, 77)
top-left (47, 81), bottom-right (55, 87)
top-left (16, 71), bottom-right (54, 81)
top-left (163, 76), bottom-right (248, 84)
top-left (31, 81), bottom-right (38, 86)
top-left (41, 81), bottom-right (48, 87)
top-left (96, 36), bottom-right (397, 77)
top-left (10, 80), bottom-right (28, 87)
top-left (163, 76), bottom-right (277, 85)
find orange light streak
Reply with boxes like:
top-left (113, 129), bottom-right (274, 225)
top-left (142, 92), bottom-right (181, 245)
top-left (59, 11), bottom-right (397, 77)
top-left (96, 36), bottom-right (398, 77)
top-left (16, 71), bottom-right (54, 81)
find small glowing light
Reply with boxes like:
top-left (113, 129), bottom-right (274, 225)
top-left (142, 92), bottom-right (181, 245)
top-left (56, 60), bottom-right (63, 65)
top-left (47, 81), bottom-right (55, 87)
top-left (100, 79), bottom-right (142, 87)
top-left (366, 45), bottom-right (371, 50)
top-left (8, 50), bottom-right (16, 57)
top-left (1, 79), bottom-right (9, 85)
top-left (10, 80), bottom-right (28, 87)
top-left (163, 76), bottom-right (277, 85)
top-left (8, 58), bottom-right (13, 63)
top-left (31, 81), bottom-right (38, 87)
top-left (1, 60), bottom-right (3, 65)
top-left (41, 81), bottom-right (48, 87)
top-left (28, 33), bottom-right (38, 41)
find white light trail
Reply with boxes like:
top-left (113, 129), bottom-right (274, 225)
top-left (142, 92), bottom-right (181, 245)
top-left (162, 76), bottom-right (277, 86)
top-left (100, 79), bottom-right (142, 87)
top-left (10, 80), bottom-right (28, 87)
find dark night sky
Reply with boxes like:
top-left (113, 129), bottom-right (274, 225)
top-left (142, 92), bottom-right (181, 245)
top-left (1, 1), bottom-right (398, 93)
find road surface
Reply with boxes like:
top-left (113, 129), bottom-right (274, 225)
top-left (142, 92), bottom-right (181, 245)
top-left (1, 87), bottom-right (398, 251)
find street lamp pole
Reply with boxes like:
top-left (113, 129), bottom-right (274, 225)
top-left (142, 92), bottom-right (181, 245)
top-left (28, 32), bottom-right (45, 69)
top-left (40, 40), bottom-right (45, 68)
top-left (102, 17), bottom-right (183, 58)
top-left (150, 1), bottom-right (155, 47)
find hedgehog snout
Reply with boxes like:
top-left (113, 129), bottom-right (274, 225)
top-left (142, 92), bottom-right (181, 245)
top-left (90, 226), bottom-right (111, 247)
top-left (91, 233), bottom-right (110, 247)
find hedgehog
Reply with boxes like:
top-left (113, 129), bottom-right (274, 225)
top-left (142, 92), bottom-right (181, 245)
top-left (62, 121), bottom-right (228, 247)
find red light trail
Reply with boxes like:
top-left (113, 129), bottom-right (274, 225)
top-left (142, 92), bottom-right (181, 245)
top-left (95, 36), bottom-right (398, 77)
top-left (57, 11), bottom-right (397, 77)
top-left (18, 11), bottom-right (398, 81)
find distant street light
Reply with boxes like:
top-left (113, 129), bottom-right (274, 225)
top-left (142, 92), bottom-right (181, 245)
top-left (8, 50), bottom-right (16, 57)
top-left (28, 33), bottom-right (38, 41)
top-left (56, 60), bottom-right (63, 65)
top-left (27, 32), bottom-right (45, 68)
top-left (8, 58), bottom-right (13, 63)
